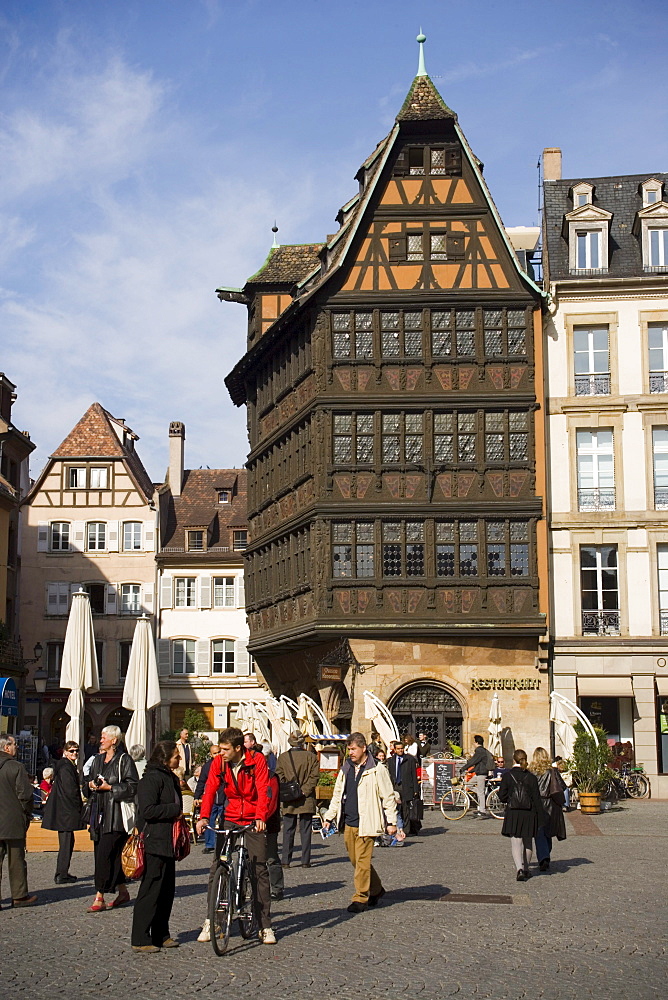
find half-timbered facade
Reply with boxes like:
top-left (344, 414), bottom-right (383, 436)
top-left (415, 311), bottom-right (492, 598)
top-left (224, 45), bottom-right (550, 752)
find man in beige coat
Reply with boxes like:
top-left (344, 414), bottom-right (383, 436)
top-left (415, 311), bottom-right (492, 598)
top-left (275, 732), bottom-right (320, 867)
top-left (323, 732), bottom-right (397, 913)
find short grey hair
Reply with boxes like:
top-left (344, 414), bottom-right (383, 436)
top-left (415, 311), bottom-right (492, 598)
top-left (129, 744), bottom-right (145, 761)
top-left (42, 767), bottom-right (54, 779)
top-left (101, 725), bottom-right (122, 744)
top-left (0, 734), bottom-right (16, 752)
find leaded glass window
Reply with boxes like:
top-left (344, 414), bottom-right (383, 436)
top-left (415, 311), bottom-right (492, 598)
top-left (510, 544), bottom-right (529, 576)
top-left (381, 312), bottom-right (400, 357)
top-left (382, 414), bottom-right (400, 463)
top-left (333, 545), bottom-right (353, 577)
top-left (487, 543), bottom-right (506, 576)
top-left (356, 329), bottom-right (373, 358)
top-left (333, 313), bottom-right (351, 330)
top-left (431, 233), bottom-right (447, 260)
top-left (486, 412), bottom-right (504, 462)
top-left (356, 312), bottom-right (372, 330)
top-left (430, 148), bottom-right (446, 174)
top-left (507, 309), bottom-right (526, 355)
top-left (405, 413), bottom-right (423, 462)
top-left (485, 330), bottom-right (503, 355)
top-left (404, 312), bottom-right (422, 356)
top-left (431, 310), bottom-right (452, 356)
top-left (460, 544), bottom-right (478, 576)
top-left (458, 413), bottom-right (476, 462)
top-left (356, 414), bottom-right (374, 463)
top-left (456, 310), bottom-right (475, 355)
top-left (333, 414), bottom-right (353, 463)
top-left (459, 521), bottom-right (477, 542)
top-left (407, 233), bottom-right (423, 261)
top-left (509, 412), bottom-right (529, 460)
top-left (334, 331), bottom-right (351, 358)
top-left (435, 413), bottom-right (454, 463)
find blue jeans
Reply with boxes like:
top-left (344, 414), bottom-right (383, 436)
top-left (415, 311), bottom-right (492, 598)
top-left (205, 804), bottom-right (223, 849)
top-left (535, 826), bottom-right (552, 862)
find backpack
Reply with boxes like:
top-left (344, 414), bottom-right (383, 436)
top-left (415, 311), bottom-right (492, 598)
top-left (483, 749), bottom-right (495, 772)
top-left (508, 772), bottom-right (532, 810)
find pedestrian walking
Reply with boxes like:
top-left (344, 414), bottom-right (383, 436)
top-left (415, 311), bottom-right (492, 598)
top-left (85, 724), bottom-right (138, 912)
top-left (131, 740), bottom-right (183, 953)
top-left (323, 732), bottom-right (397, 913)
top-left (0, 733), bottom-right (37, 907)
top-left (41, 740), bottom-right (85, 884)
top-left (276, 732), bottom-right (320, 868)
top-left (497, 749), bottom-right (545, 881)
top-left (386, 740), bottom-right (422, 835)
top-left (459, 735), bottom-right (494, 819)
top-left (529, 747), bottom-right (567, 870)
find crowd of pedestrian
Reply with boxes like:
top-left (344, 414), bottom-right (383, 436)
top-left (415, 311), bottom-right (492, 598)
top-left (0, 723), bottom-right (572, 949)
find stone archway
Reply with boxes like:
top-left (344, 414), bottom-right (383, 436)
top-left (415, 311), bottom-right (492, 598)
top-left (390, 682), bottom-right (464, 751)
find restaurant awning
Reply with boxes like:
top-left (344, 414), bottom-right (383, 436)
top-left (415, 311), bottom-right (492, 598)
top-left (577, 677), bottom-right (634, 698)
top-left (0, 677), bottom-right (18, 716)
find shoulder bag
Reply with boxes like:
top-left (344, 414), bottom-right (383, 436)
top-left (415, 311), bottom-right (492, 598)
top-left (118, 754), bottom-right (137, 834)
top-left (172, 815), bottom-right (191, 861)
top-left (279, 750), bottom-right (304, 804)
top-left (121, 827), bottom-right (145, 880)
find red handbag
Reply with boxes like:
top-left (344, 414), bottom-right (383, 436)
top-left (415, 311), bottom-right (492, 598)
top-left (172, 815), bottom-right (191, 862)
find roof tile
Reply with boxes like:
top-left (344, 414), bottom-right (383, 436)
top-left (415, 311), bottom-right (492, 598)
top-left (160, 468), bottom-right (248, 554)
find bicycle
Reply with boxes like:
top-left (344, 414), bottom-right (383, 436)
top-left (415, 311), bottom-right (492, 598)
top-left (440, 774), bottom-right (505, 820)
top-left (208, 823), bottom-right (259, 955)
top-left (618, 762), bottom-right (650, 798)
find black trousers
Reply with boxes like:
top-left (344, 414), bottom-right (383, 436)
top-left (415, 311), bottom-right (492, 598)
top-left (56, 831), bottom-right (74, 876)
top-left (131, 853), bottom-right (175, 947)
top-left (94, 831), bottom-right (127, 894)
top-left (281, 813), bottom-right (313, 865)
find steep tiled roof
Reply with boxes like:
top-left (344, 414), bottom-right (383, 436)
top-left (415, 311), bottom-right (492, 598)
top-left (544, 172), bottom-right (668, 280)
top-left (160, 468), bottom-right (248, 556)
top-left (50, 402), bottom-right (154, 500)
top-left (245, 244), bottom-right (324, 286)
top-left (396, 75), bottom-right (456, 122)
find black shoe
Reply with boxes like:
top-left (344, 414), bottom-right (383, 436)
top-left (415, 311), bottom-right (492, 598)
top-left (202, 847), bottom-right (214, 854)
top-left (301, 862), bottom-right (311, 868)
top-left (368, 887), bottom-right (386, 908)
top-left (523, 869), bottom-right (533, 879)
top-left (347, 901), bottom-right (368, 913)
top-left (270, 891), bottom-right (284, 901)
top-left (516, 870), bottom-right (526, 881)
top-left (539, 859), bottom-right (550, 871)
top-left (54, 874), bottom-right (77, 884)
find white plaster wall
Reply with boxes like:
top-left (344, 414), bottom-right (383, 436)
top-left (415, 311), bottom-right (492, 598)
top-left (547, 414), bottom-right (571, 514)
top-left (622, 412), bottom-right (647, 511)
top-left (551, 540), bottom-right (574, 637)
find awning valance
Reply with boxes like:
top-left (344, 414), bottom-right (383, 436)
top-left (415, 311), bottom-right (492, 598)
top-left (577, 677), bottom-right (634, 698)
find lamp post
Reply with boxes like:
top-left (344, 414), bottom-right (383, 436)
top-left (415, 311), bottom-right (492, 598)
top-left (29, 646), bottom-right (46, 763)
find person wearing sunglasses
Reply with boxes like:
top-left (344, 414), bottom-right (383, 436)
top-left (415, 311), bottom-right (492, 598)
top-left (42, 740), bottom-right (86, 884)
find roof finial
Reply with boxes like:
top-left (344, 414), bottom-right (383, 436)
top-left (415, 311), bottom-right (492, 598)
top-left (271, 221), bottom-right (279, 249)
top-left (416, 29), bottom-right (427, 77)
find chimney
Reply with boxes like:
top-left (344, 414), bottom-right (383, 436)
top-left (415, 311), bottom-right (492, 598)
top-left (543, 147), bottom-right (562, 182)
top-left (169, 422), bottom-right (185, 496)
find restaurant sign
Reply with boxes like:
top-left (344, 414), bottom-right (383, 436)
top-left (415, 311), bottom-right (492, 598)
top-left (471, 678), bottom-right (541, 691)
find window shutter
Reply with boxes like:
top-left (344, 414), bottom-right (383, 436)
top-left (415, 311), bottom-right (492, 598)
top-left (236, 574), bottom-right (246, 609)
top-left (196, 639), bottom-right (210, 676)
top-left (71, 521), bottom-right (85, 552)
top-left (389, 235), bottom-right (407, 261)
top-left (199, 575), bottom-right (212, 609)
top-left (157, 638), bottom-right (171, 676)
top-left (235, 638), bottom-right (250, 675)
top-left (143, 583), bottom-right (154, 612)
top-left (143, 524), bottom-right (155, 552)
top-left (446, 234), bottom-right (465, 260)
top-left (38, 522), bottom-right (49, 552)
top-left (160, 576), bottom-right (173, 609)
top-left (393, 150), bottom-right (408, 176)
top-left (46, 583), bottom-right (58, 613)
top-left (105, 584), bottom-right (118, 615)
top-left (107, 521), bottom-right (119, 552)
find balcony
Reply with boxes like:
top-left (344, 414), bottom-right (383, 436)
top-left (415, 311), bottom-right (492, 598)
top-left (660, 612), bottom-right (668, 636)
top-left (655, 488), bottom-right (668, 510)
top-left (581, 610), bottom-right (620, 636)
top-left (649, 372), bottom-right (668, 394)
top-left (578, 487), bottom-right (615, 512)
top-left (574, 374), bottom-right (610, 396)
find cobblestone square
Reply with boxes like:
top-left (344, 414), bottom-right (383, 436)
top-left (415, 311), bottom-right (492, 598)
top-left (2, 802), bottom-right (666, 1000)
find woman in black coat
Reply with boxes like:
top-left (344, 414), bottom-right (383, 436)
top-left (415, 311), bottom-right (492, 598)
top-left (498, 748), bottom-right (545, 881)
top-left (529, 747), bottom-right (567, 871)
top-left (41, 740), bottom-right (84, 884)
top-left (85, 725), bottom-right (138, 912)
top-left (131, 741), bottom-right (183, 953)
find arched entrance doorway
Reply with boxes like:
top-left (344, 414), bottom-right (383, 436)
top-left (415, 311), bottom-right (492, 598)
top-left (390, 683), bottom-right (463, 751)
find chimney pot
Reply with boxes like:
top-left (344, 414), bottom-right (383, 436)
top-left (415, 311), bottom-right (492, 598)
top-left (168, 422), bottom-right (185, 496)
top-left (543, 147), bottom-right (562, 182)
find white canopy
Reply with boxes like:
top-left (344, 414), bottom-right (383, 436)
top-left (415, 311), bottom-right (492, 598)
top-left (122, 616), bottom-right (161, 752)
top-left (550, 693), bottom-right (577, 758)
top-left (363, 690), bottom-right (399, 750)
top-left (60, 590), bottom-right (100, 749)
top-left (296, 693), bottom-right (332, 738)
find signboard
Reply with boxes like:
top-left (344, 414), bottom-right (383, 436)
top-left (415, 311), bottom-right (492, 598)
top-left (320, 666), bottom-right (343, 683)
top-left (470, 678), bottom-right (541, 691)
top-left (0, 678), bottom-right (18, 717)
top-left (421, 758), bottom-right (459, 806)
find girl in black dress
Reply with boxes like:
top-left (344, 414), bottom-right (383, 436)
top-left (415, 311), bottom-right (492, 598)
top-left (498, 749), bottom-right (545, 881)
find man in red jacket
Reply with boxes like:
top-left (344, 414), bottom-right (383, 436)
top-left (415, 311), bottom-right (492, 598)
top-left (195, 727), bottom-right (276, 944)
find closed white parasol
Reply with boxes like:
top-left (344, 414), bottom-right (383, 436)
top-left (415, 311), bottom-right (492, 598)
top-left (122, 615), bottom-right (161, 752)
top-left (488, 693), bottom-right (503, 757)
top-left (60, 589), bottom-right (100, 749)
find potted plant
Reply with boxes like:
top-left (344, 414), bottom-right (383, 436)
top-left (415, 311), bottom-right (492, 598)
top-left (569, 725), bottom-right (612, 814)
top-left (315, 769), bottom-right (337, 800)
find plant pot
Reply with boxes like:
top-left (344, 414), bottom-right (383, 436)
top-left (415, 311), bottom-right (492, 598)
top-left (316, 785), bottom-right (334, 800)
top-left (578, 791), bottom-right (601, 814)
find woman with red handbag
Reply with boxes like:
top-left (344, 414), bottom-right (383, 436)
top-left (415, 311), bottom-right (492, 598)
top-left (131, 741), bottom-right (184, 953)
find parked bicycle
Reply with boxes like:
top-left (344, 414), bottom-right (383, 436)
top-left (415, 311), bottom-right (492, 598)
top-left (440, 774), bottom-right (505, 820)
top-left (208, 823), bottom-right (258, 955)
top-left (601, 762), bottom-right (651, 802)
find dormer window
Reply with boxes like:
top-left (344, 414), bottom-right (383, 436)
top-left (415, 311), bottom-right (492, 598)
top-left (572, 182), bottom-right (594, 208)
top-left (188, 530), bottom-right (204, 551)
top-left (634, 186), bottom-right (668, 271)
top-left (218, 489), bottom-right (231, 504)
top-left (564, 188), bottom-right (611, 275)
top-left (576, 230), bottom-right (601, 269)
top-left (648, 228), bottom-right (668, 267)
top-left (642, 179), bottom-right (663, 206)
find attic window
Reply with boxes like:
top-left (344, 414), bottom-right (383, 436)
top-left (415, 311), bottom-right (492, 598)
top-left (642, 180), bottom-right (663, 206)
top-left (218, 490), bottom-right (231, 504)
top-left (572, 183), bottom-right (594, 207)
top-left (188, 530), bottom-right (205, 551)
top-left (394, 145), bottom-right (461, 178)
top-left (233, 530), bottom-right (248, 551)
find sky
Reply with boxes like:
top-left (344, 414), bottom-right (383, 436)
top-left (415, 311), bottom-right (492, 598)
top-left (2, 0), bottom-right (667, 483)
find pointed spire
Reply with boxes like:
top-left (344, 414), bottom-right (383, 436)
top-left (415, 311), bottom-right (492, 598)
top-left (416, 30), bottom-right (427, 77)
top-left (271, 222), bottom-right (279, 249)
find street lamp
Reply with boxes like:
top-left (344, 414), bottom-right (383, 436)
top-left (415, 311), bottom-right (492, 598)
top-left (31, 650), bottom-right (47, 762)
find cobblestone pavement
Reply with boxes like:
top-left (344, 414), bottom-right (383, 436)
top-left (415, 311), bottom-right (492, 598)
top-left (2, 801), bottom-right (666, 1000)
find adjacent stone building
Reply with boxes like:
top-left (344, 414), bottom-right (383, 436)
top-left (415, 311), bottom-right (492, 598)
top-left (224, 42), bottom-right (551, 753)
top-left (543, 150), bottom-right (668, 794)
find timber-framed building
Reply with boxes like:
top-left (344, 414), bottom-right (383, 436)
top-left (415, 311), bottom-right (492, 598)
top-left (224, 41), bottom-right (550, 751)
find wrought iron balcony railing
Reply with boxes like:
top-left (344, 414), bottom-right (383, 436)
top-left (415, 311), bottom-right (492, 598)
top-left (574, 374), bottom-right (610, 396)
top-left (655, 487), bottom-right (668, 510)
top-left (660, 612), bottom-right (668, 636)
top-left (578, 487), bottom-right (615, 511)
top-left (581, 610), bottom-right (620, 636)
top-left (649, 372), bottom-right (668, 394)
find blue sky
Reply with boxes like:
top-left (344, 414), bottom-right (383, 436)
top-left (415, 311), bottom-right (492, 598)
top-left (2, 0), bottom-right (667, 481)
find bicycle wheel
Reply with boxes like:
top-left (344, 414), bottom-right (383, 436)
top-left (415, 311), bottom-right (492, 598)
top-left (440, 786), bottom-right (469, 820)
top-left (626, 774), bottom-right (650, 798)
top-left (209, 864), bottom-right (232, 956)
top-left (486, 788), bottom-right (505, 820)
top-left (237, 864), bottom-right (259, 939)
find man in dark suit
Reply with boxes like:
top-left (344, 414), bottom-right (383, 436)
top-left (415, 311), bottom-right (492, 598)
top-left (386, 741), bottom-right (422, 835)
top-left (417, 732), bottom-right (432, 759)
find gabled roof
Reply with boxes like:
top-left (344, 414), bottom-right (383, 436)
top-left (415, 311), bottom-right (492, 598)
top-left (245, 244), bottom-right (325, 287)
top-left (396, 74), bottom-right (456, 121)
top-left (159, 468), bottom-right (248, 556)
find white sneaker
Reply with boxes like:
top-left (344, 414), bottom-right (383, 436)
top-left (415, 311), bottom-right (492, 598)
top-left (196, 919), bottom-right (210, 943)
top-left (259, 927), bottom-right (276, 944)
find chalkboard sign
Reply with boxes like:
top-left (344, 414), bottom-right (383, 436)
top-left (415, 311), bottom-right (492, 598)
top-left (421, 758), bottom-right (459, 805)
